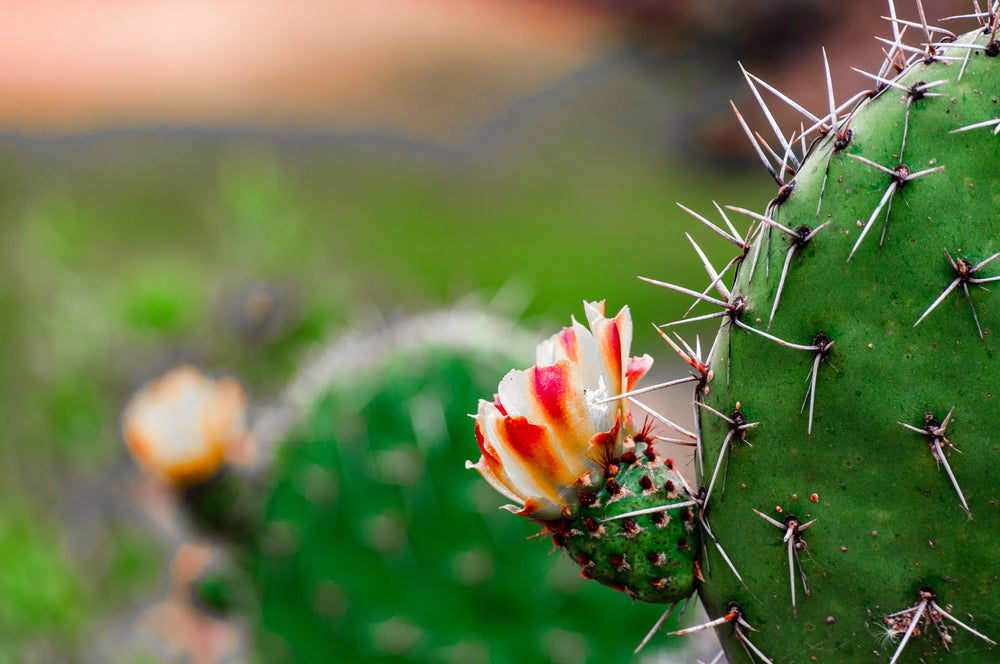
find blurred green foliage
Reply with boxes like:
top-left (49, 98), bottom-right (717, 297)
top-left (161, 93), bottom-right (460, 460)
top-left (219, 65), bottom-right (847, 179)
top-left (0, 70), bottom-right (768, 659)
top-left (0, 516), bottom-right (87, 645)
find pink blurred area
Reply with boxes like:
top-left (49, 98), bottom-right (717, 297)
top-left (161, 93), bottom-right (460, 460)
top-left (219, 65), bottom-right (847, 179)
top-left (1, 0), bottom-right (614, 142)
top-left (1, 0), bottom-right (974, 153)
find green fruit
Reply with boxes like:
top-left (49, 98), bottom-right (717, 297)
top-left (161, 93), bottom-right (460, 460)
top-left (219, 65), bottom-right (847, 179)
top-left (556, 451), bottom-right (699, 604)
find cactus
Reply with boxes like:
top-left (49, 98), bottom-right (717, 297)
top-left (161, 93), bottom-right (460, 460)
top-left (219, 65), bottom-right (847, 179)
top-left (673, 14), bottom-right (1000, 663)
top-left (470, 5), bottom-right (1000, 664)
top-left (688, 11), bottom-right (1000, 663)
top-left (684, 10), bottom-right (1000, 662)
top-left (121, 6), bottom-right (1000, 662)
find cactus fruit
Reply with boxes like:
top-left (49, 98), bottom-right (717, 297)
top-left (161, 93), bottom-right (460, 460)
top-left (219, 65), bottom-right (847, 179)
top-left (551, 454), bottom-right (700, 606)
top-left (468, 301), bottom-right (701, 605)
top-left (472, 5), bottom-right (1000, 664)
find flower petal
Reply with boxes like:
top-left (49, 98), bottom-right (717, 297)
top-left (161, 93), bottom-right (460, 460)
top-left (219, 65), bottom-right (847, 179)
top-left (469, 300), bottom-right (652, 520)
top-left (626, 354), bottom-right (654, 393)
top-left (586, 302), bottom-right (633, 396)
top-left (467, 410), bottom-right (526, 506)
top-left (496, 362), bottom-right (604, 476)
top-left (589, 410), bottom-right (622, 466)
top-left (476, 405), bottom-right (575, 517)
top-left (535, 325), bottom-right (580, 366)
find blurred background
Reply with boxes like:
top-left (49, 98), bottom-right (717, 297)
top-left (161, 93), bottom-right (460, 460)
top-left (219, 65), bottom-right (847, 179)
top-left (0, 0), bottom-right (968, 661)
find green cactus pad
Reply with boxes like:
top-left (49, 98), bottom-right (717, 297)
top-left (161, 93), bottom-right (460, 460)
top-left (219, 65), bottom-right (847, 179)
top-left (690, 25), bottom-right (1000, 664)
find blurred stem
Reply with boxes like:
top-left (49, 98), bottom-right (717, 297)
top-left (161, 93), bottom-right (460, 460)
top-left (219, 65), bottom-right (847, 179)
top-left (180, 468), bottom-right (264, 548)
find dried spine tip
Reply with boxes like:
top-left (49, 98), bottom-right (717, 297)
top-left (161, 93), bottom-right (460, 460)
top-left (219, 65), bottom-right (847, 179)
top-left (666, 602), bottom-right (772, 663)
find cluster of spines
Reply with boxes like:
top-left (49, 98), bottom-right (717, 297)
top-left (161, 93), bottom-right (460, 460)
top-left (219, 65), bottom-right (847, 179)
top-left (605, 2), bottom-right (1000, 660)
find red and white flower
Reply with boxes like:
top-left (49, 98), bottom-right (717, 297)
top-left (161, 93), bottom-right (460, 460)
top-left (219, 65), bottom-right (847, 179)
top-left (468, 301), bottom-right (653, 519)
top-left (122, 365), bottom-right (249, 487)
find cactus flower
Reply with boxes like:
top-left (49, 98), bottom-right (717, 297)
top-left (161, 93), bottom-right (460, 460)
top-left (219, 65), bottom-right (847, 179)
top-left (468, 301), bottom-right (652, 519)
top-left (122, 365), bottom-right (248, 487)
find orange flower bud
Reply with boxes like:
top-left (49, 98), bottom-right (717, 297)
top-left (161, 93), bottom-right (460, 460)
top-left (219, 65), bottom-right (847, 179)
top-left (122, 365), bottom-right (248, 487)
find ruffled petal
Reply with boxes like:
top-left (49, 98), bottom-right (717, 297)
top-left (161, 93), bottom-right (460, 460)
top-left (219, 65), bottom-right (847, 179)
top-left (477, 409), bottom-right (573, 517)
top-left (493, 415), bottom-right (577, 498)
top-left (626, 354), bottom-right (654, 393)
top-left (467, 412), bottom-right (526, 506)
top-left (491, 393), bottom-right (507, 417)
top-left (570, 317), bottom-right (606, 401)
top-left (585, 300), bottom-right (606, 318)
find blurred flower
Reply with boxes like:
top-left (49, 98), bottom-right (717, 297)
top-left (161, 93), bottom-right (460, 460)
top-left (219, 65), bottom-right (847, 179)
top-left (468, 301), bottom-right (652, 519)
top-left (122, 365), bottom-right (248, 487)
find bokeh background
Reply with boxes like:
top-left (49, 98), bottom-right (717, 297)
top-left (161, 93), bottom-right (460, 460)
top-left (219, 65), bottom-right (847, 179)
top-left (0, 0), bottom-right (968, 661)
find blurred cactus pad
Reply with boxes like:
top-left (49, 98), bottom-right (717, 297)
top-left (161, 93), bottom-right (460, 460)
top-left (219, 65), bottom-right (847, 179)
top-left (191, 309), bottom-right (688, 663)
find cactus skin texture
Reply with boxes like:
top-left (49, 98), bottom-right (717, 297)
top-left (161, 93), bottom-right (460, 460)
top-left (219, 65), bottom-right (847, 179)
top-left (685, 20), bottom-right (1000, 664)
